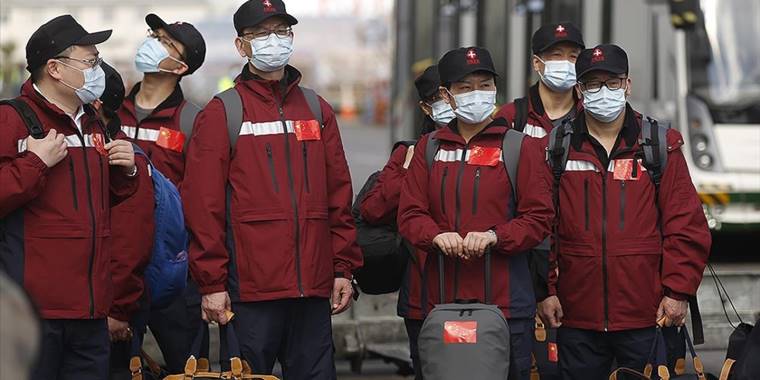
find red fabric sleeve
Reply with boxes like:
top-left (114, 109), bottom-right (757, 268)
top-left (398, 136), bottom-right (443, 252)
top-left (659, 129), bottom-right (711, 296)
top-left (181, 98), bottom-right (231, 295)
top-left (109, 156), bottom-right (154, 321)
top-left (493, 137), bottom-right (555, 254)
top-left (359, 144), bottom-right (409, 224)
top-left (319, 98), bottom-right (363, 275)
top-left (494, 102), bottom-right (517, 126)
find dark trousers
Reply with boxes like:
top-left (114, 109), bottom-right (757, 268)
top-left (507, 318), bottom-right (534, 380)
top-left (233, 298), bottom-right (336, 380)
top-left (558, 326), bottom-right (656, 380)
top-left (148, 295), bottom-right (204, 373)
top-left (33, 318), bottom-right (110, 380)
top-left (404, 318), bottom-right (423, 380)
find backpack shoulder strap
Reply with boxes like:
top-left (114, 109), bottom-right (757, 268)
top-left (640, 116), bottom-right (669, 189)
top-left (424, 129), bottom-right (441, 173)
top-left (299, 86), bottom-right (324, 128)
top-left (513, 97), bottom-right (529, 132)
top-left (0, 98), bottom-right (44, 139)
top-left (502, 129), bottom-right (525, 199)
top-left (179, 101), bottom-right (201, 153)
top-left (547, 120), bottom-right (573, 176)
top-left (215, 87), bottom-right (244, 151)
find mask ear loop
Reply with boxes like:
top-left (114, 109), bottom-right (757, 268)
top-left (53, 59), bottom-right (86, 92)
top-left (158, 56), bottom-right (189, 74)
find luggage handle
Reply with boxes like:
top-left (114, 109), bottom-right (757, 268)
top-left (437, 246), bottom-right (492, 305)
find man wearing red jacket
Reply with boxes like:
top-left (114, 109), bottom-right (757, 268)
top-left (538, 45), bottom-right (711, 379)
top-left (0, 15), bottom-right (137, 379)
top-left (113, 13), bottom-right (207, 374)
top-left (398, 47), bottom-right (554, 380)
top-left (182, 1), bottom-right (361, 378)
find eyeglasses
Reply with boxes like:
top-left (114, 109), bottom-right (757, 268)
top-left (54, 56), bottom-right (103, 69)
top-left (148, 29), bottom-right (186, 61)
top-left (241, 26), bottom-right (293, 41)
top-left (578, 77), bottom-right (628, 93)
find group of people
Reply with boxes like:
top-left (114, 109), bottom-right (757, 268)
top-left (0, 0), bottom-right (712, 379)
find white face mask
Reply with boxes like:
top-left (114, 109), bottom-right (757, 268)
top-left (245, 33), bottom-right (293, 72)
top-left (537, 57), bottom-right (576, 92)
top-left (429, 100), bottom-right (455, 125)
top-left (583, 86), bottom-right (627, 123)
top-left (450, 90), bottom-right (496, 124)
top-left (134, 38), bottom-right (185, 74)
top-left (56, 60), bottom-right (106, 105)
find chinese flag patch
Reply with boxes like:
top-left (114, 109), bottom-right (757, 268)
top-left (294, 120), bottom-right (321, 141)
top-left (548, 342), bottom-right (559, 362)
top-left (468, 146), bottom-right (501, 166)
top-left (92, 133), bottom-right (108, 156)
top-left (156, 127), bottom-right (185, 153)
top-left (443, 321), bottom-right (478, 344)
top-left (612, 159), bottom-right (640, 181)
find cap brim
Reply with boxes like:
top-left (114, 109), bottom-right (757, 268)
top-left (450, 68), bottom-right (499, 83)
top-left (577, 65), bottom-right (627, 79)
top-left (536, 38), bottom-right (585, 53)
top-left (75, 30), bottom-right (112, 46)
top-left (146, 13), bottom-right (168, 31)
top-left (239, 12), bottom-right (298, 33)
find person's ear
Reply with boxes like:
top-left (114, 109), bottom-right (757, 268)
top-left (439, 86), bottom-right (456, 109)
top-left (234, 37), bottom-right (249, 58)
top-left (46, 59), bottom-right (63, 80)
top-left (419, 101), bottom-right (432, 116)
top-left (173, 62), bottom-right (189, 76)
top-left (575, 84), bottom-right (583, 99)
top-left (532, 55), bottom-right (544, 74)
top-left (625, 77), bottom-right (632, 97)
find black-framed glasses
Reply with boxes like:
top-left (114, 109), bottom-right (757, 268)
top-left (54, 56), bottom-right (103, 69)
top-left (241, 26), bottom-right (293, 41)
top-left (578, 77), bottom-right (628, 93)
top-left (148, 29), bottom-right (186, 61)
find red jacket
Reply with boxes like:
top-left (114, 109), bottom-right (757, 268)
top-left (547, 106), bottom-right (711, 331)
top-left (359, 143), bottom-right (428, 319)
top-left (182, 66), bottom-right (362, 301)
top-left (398, 118), bottom-right (554, 318)
top-left (495, 83), bottom-right (582, 138)
top-left (0, 80), bottom-right (138, 319)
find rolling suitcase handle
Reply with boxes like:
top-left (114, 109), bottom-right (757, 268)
top-left (437, 246), bottom-right (492, 304)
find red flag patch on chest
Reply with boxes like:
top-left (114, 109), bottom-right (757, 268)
top-left (612, 159), bottom-right (640, 181)
top-left (443, 321), bottom-right (478, 344)
top-left (156, 127), bottom-right (185, 153)
top-left (294, 120), bottom-right (321, 141)
top-left (468, 146), bottom-right (501, 166)
top-left (92, 133), bottom-right (108, 156)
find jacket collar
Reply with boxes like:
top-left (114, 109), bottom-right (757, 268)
top-left (21, 79), bottom-right (100, 129)
top-left (236, 64), bottom-right (303, 102)
top-left (571, 103), bottom-right (640, 152)
top-left (436, 117), bottom-right (510, 144)
top-left (528, 82), bottom-right (581, 118)
top-left (124, 81), bottom-right (184, 120)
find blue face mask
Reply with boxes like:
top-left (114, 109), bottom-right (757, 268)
top-left (451, 90), bottom-right (496, 124)
top-left (246, 33), bottom-right (293, 72)
top-left (134, 38), bottom-right (184, 74)
top-left (583, 86), bottom-right (627, 123)
top-left (537, 57), bottom-right (576, 92)
top-left (56, 60), bottom-right (106, 105)
top-left (429, 100), bottom-right (455, 125)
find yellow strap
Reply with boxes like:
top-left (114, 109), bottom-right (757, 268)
top-left (534, 317), bottom-right (547, 342)
top-left (674, 358), bottom-right (686, 375)
top-left (694, 357), bottom-right (706, 380)
top-left (644, 363), bottom-right (653, 378)
top-left (658, 365), bottom-right (671, 380)
top-left (719, 359), bottom-right (736, 380)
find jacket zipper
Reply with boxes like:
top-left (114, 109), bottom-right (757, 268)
top-left (276, 94), bottom-right (304, 297)
top-left (619, 181), bottom-right (626, 230)
top-left (302, 143), bottom-right (310, 193)
top-left (69, 159), bottom-right (79, 210)
top-left (472, 168), bottom-right (481, 214)
top-left (601, 172), bottom-right (609, 331)
top-left (74, 129), bottom-right (97, 318)
top-left (452, 144), bottom-right (469, 299)
top-left (98, 155), bottom-right (105, 210)
top-left (265, 143), bottom-right (279, 193)
top-left (584, 178), bottom-right (589, 230)
top-left (440, 167), bottom-right (448, 216)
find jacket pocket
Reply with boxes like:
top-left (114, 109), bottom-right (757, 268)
top-left (440, 167), bottom-right (448, 216)
top-left (583, 178), bottom-right (589, 231)
top-left (68, 159), bottom-right (79, 211)
top-left (302, 142), bottom-right (311, 193)
top-left (265, 143), bottom-right (279, 193)
top-left (472, 168), bottom-right (480, 215)
top-left (557, 246), bottom-right (601, 325)
top-left (98, 154), bottom-right (105, 211)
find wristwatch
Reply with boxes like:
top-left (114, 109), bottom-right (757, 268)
top-left (126, 165), bottom-right (138, 177)
top-left (486, 229), bottom-right (497, 241)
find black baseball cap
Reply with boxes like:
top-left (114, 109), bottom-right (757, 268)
top-left (531, 22), bottom-right (584, 54)
top-left (438, 47), bottom-right (498, 85)
top-left (25, 15), bottom-right (112, 73)
top-left (415, 65), bottom-right (441, 101)
top-left (234, 0), bottom-right (298, 36)
top-left (575, 44), bottom-right (629, 79)
top-left (146, 14), bottom-right (207, 76)
top-left (99, 62), bottom-right (125, 114)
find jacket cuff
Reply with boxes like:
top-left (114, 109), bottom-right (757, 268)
top-left (109, 308), bottom-right (133, 323)
top-left (334, 271), bottom-right (353, 280)
top-left (23, 151), bottom-right (49, 173)
top-left (198, 283), bottom-right (227, 295)
top-left (664, 287), bottom-right (689, 301)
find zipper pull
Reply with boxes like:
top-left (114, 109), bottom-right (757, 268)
top-left (266, 143), bottom-right (273, 157)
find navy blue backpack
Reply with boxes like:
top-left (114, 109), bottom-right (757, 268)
top-left (132, 145), bottom-right (189, 309)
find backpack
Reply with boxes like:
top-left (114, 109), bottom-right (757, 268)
top-left (546, 116), bottom-right (705, 345)
top-left (352, 140), bottom-right (416, 295)
top-left (178, 101), bottom-right (201, 153)
top-left (0, 98), bottom-right (46, 139)
top-left (132, 144), bottom-right (189, 309)
top-left (215, 85), bottom-right (323, 150)
top-left (512, 97), bottom-right (530, 133)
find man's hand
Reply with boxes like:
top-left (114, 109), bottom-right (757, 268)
top-left (538, 296), bottom-right (564, 328)
top-left (105, 139), bottom-right (136, 174)
top-left (201, 291), bottom-right (232, 325)
top-left (462, 231), bottom-right (497, 259)
top-left (26, 129), bottom-right (67, 167)
top-left (433, 232), bottom-right (464, 258)
top-left (402, 145), bottom-right (415, 169)
top-left (331, 277), bottom-right (353, 315)
top-left (657, 296), bottom-right (688, 326)
top-left (107, 317), bottom-right (132, 342)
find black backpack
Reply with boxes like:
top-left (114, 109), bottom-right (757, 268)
top-left (352, 141), bottom-right (416, 295)
top-left (512, 97), bottom-right (530, 133)
top-left (546, 116), bottom-right (705, 345)
top-left (1, 98), bottom-right (46, 139)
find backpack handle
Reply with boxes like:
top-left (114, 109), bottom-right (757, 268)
top-left (437, 247), bottom-right (492, 305)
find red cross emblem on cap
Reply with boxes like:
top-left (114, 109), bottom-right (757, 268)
top-left (591, 48), bottom-right (605, 63)
top-left (466, 48), bottom-right (480, 65)
top-left (554, 24), bottom-right (567, 37)
top-left (263, 0), bottom-right (275, 12)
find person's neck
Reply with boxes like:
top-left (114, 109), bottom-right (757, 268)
top-left (538, 81), bottom-right (575, 120)
top-left (135, 73), bottom-right (179, 110)
top-left (35, 78), bottom-right (81, 115)
top-left (586, 109), bottom-right (625, 151)
top-left (458, 117), bottom-right (492, 143)
top-left (248, 63), bottom-right (285, 81)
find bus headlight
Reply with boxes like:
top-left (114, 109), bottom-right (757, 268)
top-left (692, 134), bottom-right (708, 152)
top-left (696, 153), bottom-right (713, 169)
